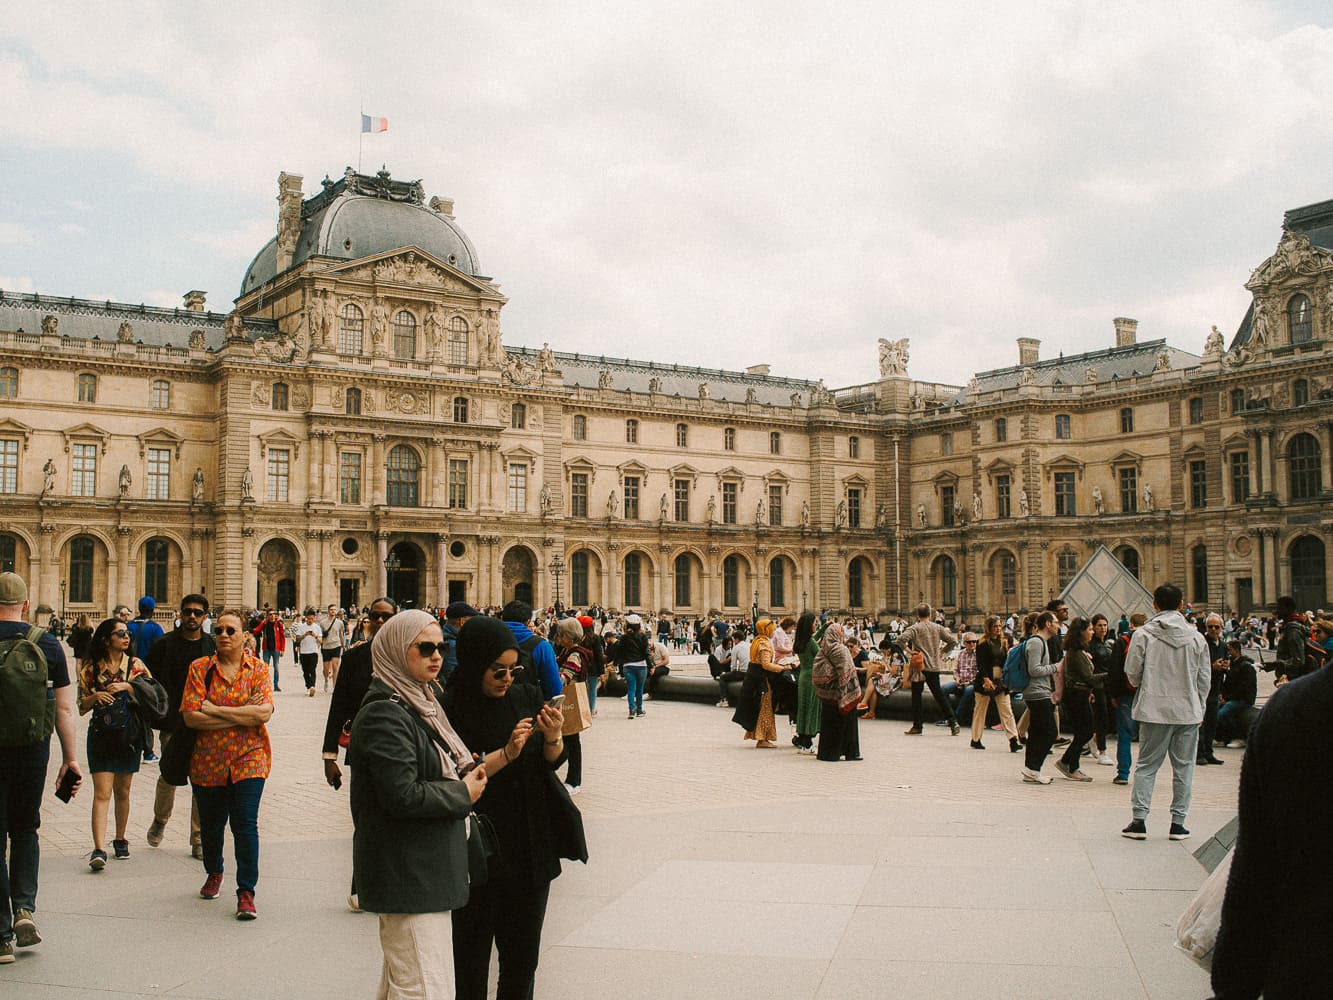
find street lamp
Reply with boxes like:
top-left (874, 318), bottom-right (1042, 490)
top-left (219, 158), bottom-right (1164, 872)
top-left (551, 554), bottom-right (566, 613)
top-left (384, 551), bottom-right (401, 604)
top-left (802, 589), bottom-right (808, 613)
top-left (752, 588), bottom-right (759, 625)
top-left (60, 579), bottom-right (66, 624)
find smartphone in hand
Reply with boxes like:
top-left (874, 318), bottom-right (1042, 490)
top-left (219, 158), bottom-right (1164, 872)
top-left (55, 768), bottom-right (79, 803)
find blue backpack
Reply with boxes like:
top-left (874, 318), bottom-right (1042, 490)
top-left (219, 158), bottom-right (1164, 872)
top-left (1001, 639), bottom-right (1030, 692)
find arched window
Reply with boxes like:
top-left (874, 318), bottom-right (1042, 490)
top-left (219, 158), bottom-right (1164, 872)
top-left (0, 367), bottom-right (16, 399)
top-left (1288, 293), bottom-right (1313, 344)
top-left (1191, 545), bottom-right (1209, 603)
top-left (150, 379), bottom-right (170, 409)
top-left (769, 431), bottom-right (781, 455)
top-left (1293, 379), bottom-right (1309, 407)
top-left (848, 558), bottom-right (865, 608)
top-left (271, 382), bottom-right (289, 411)
top-left (769, 557), bottom-right (785, 608)
top-left (676, 423), bottom-right (688, 448)
top-left (143, 538), bottom-right (170, 603)
top-left (392, 310), bottom-right (416, 359)
top-left (1288, 433), bottom-right (1322, 500)
top-left (936, 556), bottom-right (957, 607)
top-left (0, 534), bottom-right (15, 573)
top-left (573, 414), bottom-right (587, 440)
top-left (998, 551), bottom-right (1017, 597)
top-left (386, 445), bottom-right (421, 507)
top-left (626, 419), bottom-right (639, 444)
top-left (77, 373), bottom-right (97, 403)
top-left (511, 403), bottom-right (526, 429)
top-left (848, 435), bottom-right (859, 459)
top-left (1230, 388), bottom-right (1246, 414)
top-left (1057, 548), bottom-right (1078, 589)
top-left (623, 553), bottom-right (642, 607)
top-left (345, 387), bottom-right (361, 415)
top-left (68, 536), bottom-right (95, 603)
top-left (674, 554), bottom-right (691, 607)
top-left (1119, 407), bottom-right (1134, 434)
top-left (570, 551), bottom-right (589, 606)
top-left (447, 316), bottom-right (469, 364)
top-left (453, 397), bottom-right (469, 423)
top-left (724, 427), bottom-right (736, 451)
top-left (1115, 545), bottom-right (1141, 580)
top-left (723, 555), bottom-right (739, 607)
top-left (338, 303), bottom-right (364, 354)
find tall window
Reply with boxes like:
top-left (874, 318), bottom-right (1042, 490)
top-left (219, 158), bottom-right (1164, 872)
top-left (507, 463), bottom-right (528, 512)
top-left (266, 448), bottom-right (290, 501)
top-left (150, 379), bottom-right (170, 409)
top-left (1229, 451), bottom-right (1249, 504)
top-left (339, 303), bottom-right (364, 354)
top-left (1188, 397), bottom-right (1204, 424)
top-left (146, 447), bottom-right (171, 500)
top-left (1230, 388), bottom-right (1245, 414)
top-left (271, 383), bottom-right (289, 411)
top-left (1288, 293), bottom-right (1313, 344)
top-left (0, 367), bottom-right (16, 398)
top-left (510, 403), bottom-right (526, 429)
top-left (1192, 545), bottom-right (1209, 603)
top-left (68, 536), bottom-right (94, 603)
top-left (71, 443), bottom-right (97, 497)
top-left (723, 555), bottom-right (739, 607)
top-left (1055, 414), bottom-right (1071, 440)
top-left (448, 459), bottom-right (468, 509)
top-left (995, 474), bottom-right (1011, 519)
top-left (573, 414), bottom-right (587, 441)
top-left (1119, 407), bottom-right (1134, 434)
top-left (999, 552), bottom-right (1017, 597)
top-left (724, 427), bottom-right (736, 451)
top-left (1119, 467), bottom-right (1138, 513)
top-left (623, 476), bottom-right (640, 519)
top-left (768, 484), bottom-right (783, 526)
top-left (676, 423), bottom-right (688, 448)
top-left (938, 557), bottom-right (957, 607)
top-left (1057, 548), bottom-right (1078, 589)
top-left (1189, 460), bottom-right (1208, 508)
top-left (769, 431), bottom-right (781, 455)
top-left (940, 485), bottom-right (955, 526)
top-left (345, 387), bottom-right (361, 415)
top-left (623, 553), bottom-right (641, 607)
top-left (0, 439), bottom-right (18, 494)
top-left (570, 473), bottom-right (588, 517)
top-left (447, 316), bottom-right (469, 364)
top-left (1116, 546), bottom-right (1141, 580)
top-left (1293, 379), bottom-right (1309, 407)
top-left (674, 554), bottom-right (691, 606)
top-left (722, 482), bottom-right (738, 524)
top-left (143, 538), bottom-right (169, 603)
top-left (452, 397), bottom-right (468, 423)
top-left (1288, 433), bottom-right (1322, 499)
top-left (392, 310), bottom-right (416, 359)
top-left (340, 452), bottom-right (362, 504)
top-left (769, 557), bottom-right (785, 608)
top-left (77, 373), bottom-right (97, 403)
top-left (848, 559), bottom-right (864, 608)
top-left (570, 551), bottom-right (589, 606)
top-left (0, 534), bottom-right (14, 572)
top-left (386, 446), bottom-right (420, 507)
top-left (940, 432), bottom-right (952, 456)
top-left (625, 419), bottom-right (638, 444)
top-left (673, 478), bottom-right (689, 522)
top-left (847, 487), bottom-right (862, 528)
top-left (995, 417), bottom-right (1007, 442)
top-left (848, 435), bottom-right (860, 459)
top-left (1054, 471), bottom-right (1076, 516)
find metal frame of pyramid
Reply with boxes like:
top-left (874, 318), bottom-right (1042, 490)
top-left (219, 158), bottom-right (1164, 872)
top-left (1060, 545), bottom-right (1155, 621)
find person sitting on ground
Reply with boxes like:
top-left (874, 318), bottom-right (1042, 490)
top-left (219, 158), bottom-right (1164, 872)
top-left (644, 634), bottom-right (671, 699)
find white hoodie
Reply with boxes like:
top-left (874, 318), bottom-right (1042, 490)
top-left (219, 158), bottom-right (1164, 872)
top-left (1124, 610), bottom-right (1211, 724)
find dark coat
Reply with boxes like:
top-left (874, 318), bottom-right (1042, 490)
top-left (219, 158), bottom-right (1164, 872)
top-left (143, 629), bottom-right (215, 731)
top-left (731, 662), bottom-right (772, 732)
top-left (348, 677), bottom-right (473, 914)
top-left (322, 641), bottom-right (373, 758)
top-left (1220, 656), bottom-right (1257, 706)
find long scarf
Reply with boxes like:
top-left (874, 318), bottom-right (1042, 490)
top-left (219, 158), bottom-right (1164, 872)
top-left (750, 618), bottom-right (776, 666)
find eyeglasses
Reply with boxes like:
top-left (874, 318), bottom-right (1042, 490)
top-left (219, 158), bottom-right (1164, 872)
top-left (216, 626), bottom-right (241, 636)
top-left (182, 608), bottom-right (206, 617)
top-left (369, 611), bottom-right (393, 622)
top-left (111, 629), bottom-right (130, 638)
top-left (489, 667), bottom-right (516, 679)
top-left (964, 640), bottom-right (977, 645)
top-left (412, 641), bottom-right (449, 658)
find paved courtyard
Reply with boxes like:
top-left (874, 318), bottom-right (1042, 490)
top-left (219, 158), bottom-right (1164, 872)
top-left (11, 651), bottom-right (1235, 998)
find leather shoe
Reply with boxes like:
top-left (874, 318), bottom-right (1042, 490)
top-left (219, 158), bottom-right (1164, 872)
top-left (903, 726), bottom-right (922, 735)
top-left (1205, 756), bottom-right (1225, 765)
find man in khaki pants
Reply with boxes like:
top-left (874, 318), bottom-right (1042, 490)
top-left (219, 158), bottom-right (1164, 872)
top-left (144, 594), bottom-right (215, 857)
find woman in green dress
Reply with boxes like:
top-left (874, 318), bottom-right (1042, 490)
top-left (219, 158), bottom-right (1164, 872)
top-left (792, 612), bottom-right (821, 754)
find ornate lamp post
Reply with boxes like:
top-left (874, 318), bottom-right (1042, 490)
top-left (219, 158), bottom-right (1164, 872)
top-left (752, 588), bottom-right (759, 625)
top-left (551, 554), bottom-right (566, 613)
top-left (384, 551), bottom-right (401, 605)
top-left (802, 589), bottom-right (808, 613)
top-left (60, 579), bottom-right (67, 624)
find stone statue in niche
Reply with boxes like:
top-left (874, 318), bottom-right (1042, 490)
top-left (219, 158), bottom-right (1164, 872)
top-left (659, 493), bottom-right (669, 519)
top-left (1142, 482), bottom-right (1154, 511)
top-left (1092, 486), bottom-right (1104, 515)
top-left (953, 496), bottom-right (964, 523)
top-left (800, 499), bottom-right (810, 528)
top-left (41, 458), bottom-right (56, 497)
top-left (118, 465), bottom-right (132, 497)
top-left (877, 337), bottom-right (909, 377)
top-left (1018, 488), bottom-right (1030, 517)
top-left (370, 301), bottom-right (389, 352)
top-left (192, 467), bottom-right (206, 502)
top-left (241, 467), bottom-right (254, 502)
top-left (606, 489), bottom-right (619, 519)
top-left (836, 500), bottom-right (847, 529)
top-left (917, 502), bottom-right (927, 528)
top-left (755, 498), bottom-right (765, 526)
top-left (707, 494), bottom-right (717, 523)
top-left (972, 491), bottom-right (983, 521)
top-left (875, 503), bottom-right (888, 528)
top-left (539, 482), bottom-right (552, 513)
top-left (117, 321), bottom-right (134, 343)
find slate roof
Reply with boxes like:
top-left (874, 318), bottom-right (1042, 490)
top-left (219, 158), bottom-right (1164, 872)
top-left (0, 291), bottom-right (276, 350)
top-left (1229, 198), bottom-right (1333, 352)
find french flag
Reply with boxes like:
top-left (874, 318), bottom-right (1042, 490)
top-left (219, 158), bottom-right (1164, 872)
top-left (361, 114), bottom-right (389, 133)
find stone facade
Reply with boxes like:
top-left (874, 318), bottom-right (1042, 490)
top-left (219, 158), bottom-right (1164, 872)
top-left (1, 170), bottom-right (1330, 618)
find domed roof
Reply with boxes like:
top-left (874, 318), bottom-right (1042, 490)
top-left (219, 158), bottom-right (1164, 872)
top-left (241, 168), bottom-right (480, 295)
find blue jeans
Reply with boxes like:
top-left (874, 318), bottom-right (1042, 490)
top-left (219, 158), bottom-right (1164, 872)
top-left (262, 650), bottom-right (280, 687)
top-left (586, 675), bottom-right (598, 714)
top-left (0, 742), bottom-right (49, 943)
top-left (1115, 693), bottom-right (1135, 780)
top-left (1216, 700), bottom-right (1250, 742)
top-left (193, 777), bottom-right (265, 894)
top-left (623, 663), bottom-right (647, 714)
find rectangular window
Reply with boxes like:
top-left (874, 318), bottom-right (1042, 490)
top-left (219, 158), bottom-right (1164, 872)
top-left (508, 463), bottom-right (528, 512)
top-left (573, 415), bottom-right (587, 441)
top-left (1118, 467), bottom-right (1138, 513)
top-left (724, 427), bottom-right (735, 451)
top-left (674, 478), bottom-right (689, 522)
top-left (995, 474), bottom-right (1011, 519)
top-left (769, 431), bottom-right (781, 455)
top-left (570, 473), bottom-right (588, 517)
top-left (266, 448), bottom-right (290, 502)
top-left (941, 484), bottom-right (955, 526)
top-left (146, 447), bottom-right (171, 500)
top-left (940, 433), bottom-right (952, 456)
top-left (151, 380), bottom-right (170, 409)
top-left (77, 373), bottom-right (97, 403)
top-left (1190, 459), bottom-right (1207, 509)
top-left (722, 482), bottom-right (738, 524)
top-left (848, 435), bottom-right (860, 459)
top-left (448, 459), bottom-right (469, 509)
top-left (71, 443), bottom-right (97, 497)
top-left (340, 452), bottom-right (362, 505)
top-left (1120, 408), bottom-right (1134, 434)
top-left (1188, 397), bottom-right (1203, 424)
top-left (768, 484), bottom-right (783, 526)
top-left (0, 439), bottom-right (17, 494)
top-left (1229, 452), bottom-right (1250, 504)
top-left (847, 487), bottom-right (862, 529)
top-left (995, 418), bottom-right (1007, 442)
top-left (623, 475), bottom-right (639, 520)
top-left (1055, 414), bottom-right (1071, 439)
top-left (1054, 471), bottom-right (1076, 516)
top-left (626, 420), bottom-right (638, 444)
top-left (676, 424), bottom-right (688, 448)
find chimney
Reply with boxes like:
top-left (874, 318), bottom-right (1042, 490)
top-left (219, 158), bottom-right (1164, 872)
top-left (1017, 338), bottom-right (1040, 366)
top-left (183, 290), bottom-right (207, 312)
top-left (745, 363), bottom-right (770, 376)
top-left (429, 195), bottom-right (455, 219)
top-left (1113, 317), bottom-right (1137, 348)
top-left (275, 172), bottom-right (304, 273)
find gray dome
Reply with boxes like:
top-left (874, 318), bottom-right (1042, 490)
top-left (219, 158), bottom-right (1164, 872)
top-left (241, 169), bottom-right (480, 295)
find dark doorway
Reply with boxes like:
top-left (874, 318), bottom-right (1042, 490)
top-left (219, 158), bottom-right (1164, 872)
top-left (1234, 578), bottom-right (1253, 615)
top-left (1291, 535), bottom-right (1327, 612)
top-left (448, 579), bottom-right (467, 604)
top-left (276, 578), bottom-right (296, 611)
top-left (340, 578), bottom-right (360, 611)
top-left (386, 541), bottom-right (423, 609)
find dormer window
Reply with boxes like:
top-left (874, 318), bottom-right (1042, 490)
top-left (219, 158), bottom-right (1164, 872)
top-left (1288, 293), bottom-right (1313, 344)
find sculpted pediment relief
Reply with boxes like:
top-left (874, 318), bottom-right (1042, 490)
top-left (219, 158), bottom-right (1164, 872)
top-left (323, 248), bottom-right (499, 296)
top-left (1247, 229), bottom-right (1333, 290)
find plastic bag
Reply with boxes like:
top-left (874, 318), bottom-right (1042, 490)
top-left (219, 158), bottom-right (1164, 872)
top-left (1175, 849), bottom-right (1233, 969)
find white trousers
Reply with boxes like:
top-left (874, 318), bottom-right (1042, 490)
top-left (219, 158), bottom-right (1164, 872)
top-left (377, 911), bottom-right (454, 1000)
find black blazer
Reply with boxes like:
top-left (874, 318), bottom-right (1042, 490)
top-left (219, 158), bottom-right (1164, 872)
top-left (349, 677), bottom-right (472, 914)
top-left (322, 641), bottom-right (373, 758)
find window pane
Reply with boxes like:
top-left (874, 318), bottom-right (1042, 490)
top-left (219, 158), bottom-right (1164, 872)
top-left (1119, 467), bottom-right (1138, 513)
top-left (386, 446), bottom-right (420, 507)
top-left (68, 537), bottom-right (94, 603)
top-left (0, 367), bottom-right (17, 399)
top-left (1288, 434), bottom-right (1322, 499)
top-left (995, 418), bottom-right (1006, 442)
top-left (941, 485), bottom-right (955, 526)
top-left (676, 424), bottom-right (688, 448)
top-left (722, 482), bottom-right (737, 524)
top-left (570, 551), bottom-right (589, 606)
top-left (147, 448), bottom-right (171, 500)
top-left (723, 556), bottom-right (738, 607)
top-left (0, 439), bottom-right (17, 494)
top-left (573, 415), bottom-right (586, 440)
top-left (847, 488), bottom-right (861, 528)
top-left (448, 316), bottom-right (469, 364)
top-left (673, 478), bottom-right (689, 522)
top-left (508, 463), bottom-right (527, 512)
top-left (848, 559), bottom-right (863, 607)
top-left (1190, 460), bottom-right (1207, 508)
top-left (848, 435), bottom-right (859, 458)
top-left (78, 373), bottom-right (97, 403)
top-left (1229, 452), bottom-right (1249, 504)
top-left (1054, 472), bottom-right (1076, 516)
top-left (392, 310), bottom-right (417, 359)
top-left (768, 484), bottom-right (783, 526)
top-left (1188, 397), bottom-right (1203, 424)
top-left (339, 304), bottom-right (364, 354)
top-left (72, 443), bottom-right (97, 497)
top-left (623, 476), bottom-right (639, 519)
top-left (623, 553), bottom-right (641, 606)
top-left (340, 452), bottom-right (362, 504)
top-left (995, 475), bottom-right (1011, 519)
top-left (511, 403), bottom-right (526, 429)
top-left (0, 534), bottom-right (14, 573)
top-left (570, 473), bottom-right (588, 517)
top-left (143, 538), bottom-right (169, 603)
top-left (626, 420), bottom-right (638, 444)
top-left (271, 383), bottom-right (288, 411)
top-left (266, 448), bottom-right (290, 502)
top-left (724, 427), bottom-right (735, 451)
top-left (448, 459), bottom-right (469, 508)
top-left (453, 397), bottom-right (468, 423)
top-left (346, 388), bottom-right (361, 415)
top-left (674, 555), bottom-right (690, 607)
top-left (151, 380), bottom-right (170, 409)
top-left (770, 431), bottom-right (781, 455)
top-left (1120, 408), bottom-right (1134, 434)
top-left (1055, 414), bottom-right (1070, 439)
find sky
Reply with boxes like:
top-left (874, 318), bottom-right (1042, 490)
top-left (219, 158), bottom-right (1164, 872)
top-left (3, 1), bottom-right (1332, 388)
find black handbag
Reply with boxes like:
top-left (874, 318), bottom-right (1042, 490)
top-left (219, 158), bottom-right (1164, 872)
top-left (89, 692), bottom-right (135, 755)
top-left (159, 665), bottom-right (216, 786)
top-left (465, 811), bottom-right (500, 887)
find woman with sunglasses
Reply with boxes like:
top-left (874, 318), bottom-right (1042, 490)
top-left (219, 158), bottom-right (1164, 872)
top-left (180, 610), bottom-right (274, 920)
top-left (351, 609), bottom-right (488, 998)
top-left (78, 617), bottom-right (154, 869)
top-left (444, 616), bottom-right (572, 1000)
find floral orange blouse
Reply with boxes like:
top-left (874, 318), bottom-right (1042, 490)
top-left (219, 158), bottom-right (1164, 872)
top-left (179, 650), bottom-right (273, 787)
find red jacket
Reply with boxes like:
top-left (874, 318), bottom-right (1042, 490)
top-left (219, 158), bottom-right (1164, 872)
top-left (252, 618), bottom-right (286, 654)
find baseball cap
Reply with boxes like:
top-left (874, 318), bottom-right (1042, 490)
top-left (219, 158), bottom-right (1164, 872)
top-left (445, 601), bottom-right (480, 619)
top-left (0, 572), bottom-right (28, 605)
top-left (625, 613), bottom-right (642, 626)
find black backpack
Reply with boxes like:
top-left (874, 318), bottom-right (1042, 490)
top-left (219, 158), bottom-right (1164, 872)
top-left (514, 634), bottom-right (545, 688)
top-left (90, 691), bottom-right (140, 756)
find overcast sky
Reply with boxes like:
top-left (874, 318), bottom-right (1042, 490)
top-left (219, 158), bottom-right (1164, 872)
top-left (3, 2), bottom-right (1331, 387)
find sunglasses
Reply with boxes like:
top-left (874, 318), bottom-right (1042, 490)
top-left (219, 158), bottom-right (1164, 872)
top-left (489, 667), bottom-right (516, 679)
top-left (182, 608), bottom-right (207, 617)
top-left (412, 641), bottom-right (449, 658)
top-left (111, 629), bottom-right (130, 638)
top-left (369, 611), bottom-right (393, 622)
top-left (216, 626), bottom-right (242, 636)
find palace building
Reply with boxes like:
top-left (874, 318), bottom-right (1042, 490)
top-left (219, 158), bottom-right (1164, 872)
top-left (1, 167), bottom-right (1330, 618)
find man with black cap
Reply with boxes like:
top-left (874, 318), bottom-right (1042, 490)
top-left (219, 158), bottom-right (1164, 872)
top-left (440, 601), bottom-right (478, 683)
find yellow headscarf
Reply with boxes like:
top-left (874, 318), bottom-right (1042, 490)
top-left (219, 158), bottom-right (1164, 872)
top-left (750, 618), bottom-right (776, 664)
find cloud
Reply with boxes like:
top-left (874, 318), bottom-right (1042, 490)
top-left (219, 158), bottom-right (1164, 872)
top-left (0, 274), bottom-right (36, 293)
top-left (57, 223), bottom-right (87, 236)
top-left (191, 218), bottom-right (274, 258)
top-left (0, 223), bottom-right (34, 244)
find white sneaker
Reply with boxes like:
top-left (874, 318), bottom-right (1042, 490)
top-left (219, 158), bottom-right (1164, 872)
top-left (564, 783), bottom-right (581, 796)
top-left (1095, 753), bottom-right (1114, 766)
top-left (1226, 740), bottom-right (1246, 749)
top-left (716, 699), bottom-right (729, 707)
top-left (347, 894), bottom-right (361, 912)
top-left (1021, 768), bottom-right (1053, 785)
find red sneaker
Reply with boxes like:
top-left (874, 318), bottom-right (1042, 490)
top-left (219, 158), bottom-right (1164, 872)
top-left (236, 889), bottom-right (257, 920)
top-left (199, 873), bottom-right (223, 900)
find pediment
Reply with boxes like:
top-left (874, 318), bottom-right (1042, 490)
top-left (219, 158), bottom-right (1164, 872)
top-left (715, 465), bottom-right (746, 485)
top-left (845, 473), bottom-right (871, 488)
top-left (668, 463), bottom-right (701, 485)
top-left (763, 468), bottom-right (790, 484)
top-left (930, 470), bottom-right (958, 486)
top-left (61, 422), bottom-right (110, 453)
top-left (0, 417), bottom-right (33, 449)
top-left (501, 444), bottom-right (539, 463)
top-left (137, 426), bottom-right (184, 458)
top-left (617, 459), bottom-right (648, 478)
top-left (1221, 432), bottom-right (1249, 452)
top-left (1043, 453), bottom-right (1085, 480)
top-left (257, 427), bottom-right (302, 459)
top-left (984, 457), bottom-right (1013, 483)
top-left (1108, 449), bottom-right (1142, 469)
top-left (1246, 229), bottom-right (1333, 291)
top-left (322, 247), bottom-right (501, 297)
top-left (1182, 442), bottom-right (1207, 462)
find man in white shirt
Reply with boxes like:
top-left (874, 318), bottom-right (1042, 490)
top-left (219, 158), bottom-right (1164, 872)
top-left (291, 609), bottom-right (323, 697)
top-left (318, 605), bottom-right (346, 692)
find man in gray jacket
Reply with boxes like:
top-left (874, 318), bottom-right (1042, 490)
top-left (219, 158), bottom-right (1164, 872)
top-left (1021, 612), bottom-right (1062, 784)
top-left (1121, 583), bottom-right (1211, 841)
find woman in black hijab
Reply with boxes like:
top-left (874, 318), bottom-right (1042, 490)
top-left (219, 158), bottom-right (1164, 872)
top-left (444, 616), bottom-right (574, 1000)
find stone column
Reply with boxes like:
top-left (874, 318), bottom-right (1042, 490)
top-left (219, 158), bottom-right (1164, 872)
top-left (606, 542), bottom-right (620, 609)
top-left (371, 434), bottom-right (386, 506)
top-left (431, 439), bottom-right (446, 509)
top-left (376, 532), bottom-right (389, 595)
top-left (114, 526), bottom-right (132, 611)
top-left (318, 432), bottom-right (331, 503)
top-left (1265, 429), bottom-right (1278, 500)
top-left (36, 523), bottom-right (55, 617)
top-left (307, 530), bottom-right (323, 608)
top-left (436, 534), bottom-right (448, 607)
top-left (240, 527), bottom-right (257, 611)
top-left (1247, 429), bottom-right (1264, 496)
